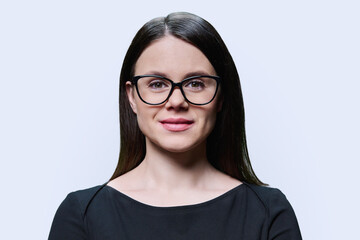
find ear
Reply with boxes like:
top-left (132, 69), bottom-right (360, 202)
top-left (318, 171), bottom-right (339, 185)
top-left (126, 81), bottom-right (137, 114)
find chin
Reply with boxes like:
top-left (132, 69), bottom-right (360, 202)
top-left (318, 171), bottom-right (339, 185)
top-left (162, 145), bottom-right (194, 153)
top-left (144, 128), bottom-right (210, 154)
top-left (158, 141), bottom-right (194, 153)
top-left (155, 136), bottom-right (206, 154)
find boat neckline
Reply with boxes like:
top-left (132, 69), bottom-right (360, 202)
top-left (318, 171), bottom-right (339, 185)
top-left (104, 183), bottom-right (246, 210)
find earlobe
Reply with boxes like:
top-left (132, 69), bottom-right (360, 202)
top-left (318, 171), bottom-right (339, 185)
top-left (126, 81), bottom-right (137, 114)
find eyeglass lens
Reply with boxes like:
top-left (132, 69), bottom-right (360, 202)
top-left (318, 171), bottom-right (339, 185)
top-left (136, 76), bottom-right (218, 105)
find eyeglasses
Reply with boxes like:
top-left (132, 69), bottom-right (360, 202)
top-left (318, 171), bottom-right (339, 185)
top-left (131, 75), bottom-right (221, 105)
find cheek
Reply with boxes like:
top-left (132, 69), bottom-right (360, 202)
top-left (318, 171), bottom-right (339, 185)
top-left (134, 104), bottom-right (158, 134)
top-left (135, 107), bottom-right (148, 132)
top-left (198, 107), bottom-right (218, 133)
top-left (206, 112), bottom-right (218, 132)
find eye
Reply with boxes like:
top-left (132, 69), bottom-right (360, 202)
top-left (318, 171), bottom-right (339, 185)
top-left (184, 79), bottom-right (205, 90)
top-left (148, 79), bottom-right (170, 89)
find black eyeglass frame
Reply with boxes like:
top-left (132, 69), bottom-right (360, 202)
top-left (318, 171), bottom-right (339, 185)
top-left (131, 75), bottom-right (221, 106)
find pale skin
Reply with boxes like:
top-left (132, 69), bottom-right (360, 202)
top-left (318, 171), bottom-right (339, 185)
top-left (108, 35), bottom-right (241, 207)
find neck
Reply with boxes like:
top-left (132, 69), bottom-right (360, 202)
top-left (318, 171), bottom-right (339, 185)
top-left (136, 138), bottom-right (217, 191)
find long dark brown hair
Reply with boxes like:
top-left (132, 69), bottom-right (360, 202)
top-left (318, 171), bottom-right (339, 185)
top-left (110, 12), bottom-right (266, 186)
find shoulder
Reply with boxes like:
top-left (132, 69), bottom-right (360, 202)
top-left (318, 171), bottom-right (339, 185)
top-left (48, 183), bottom-right (107, 240)
top-left (243, 183), bottom-right (290, 211)
top-left (243, 183), bottom-right (302, 239)
top-left (65, 184), bottom-right (106, 216)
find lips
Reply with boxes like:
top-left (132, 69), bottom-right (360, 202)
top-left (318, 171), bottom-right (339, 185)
top-left (159, 118), bottom-right (194, 132)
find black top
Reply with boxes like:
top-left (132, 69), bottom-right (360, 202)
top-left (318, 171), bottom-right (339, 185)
top-left (49, 182), bottom-right (302, 240)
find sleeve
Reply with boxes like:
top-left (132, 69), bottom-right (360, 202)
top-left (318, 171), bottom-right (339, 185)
top-left (267, 189), bottom-right (302, 240)
top-left (48, 192), bottom-right (87, 240)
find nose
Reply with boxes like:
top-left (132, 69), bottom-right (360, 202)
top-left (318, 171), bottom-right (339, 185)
top-left (165, 87), bottom-right (188, 110)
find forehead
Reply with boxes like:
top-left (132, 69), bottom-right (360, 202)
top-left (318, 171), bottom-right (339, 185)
top-left (134, 35), bottom-right (216, 77)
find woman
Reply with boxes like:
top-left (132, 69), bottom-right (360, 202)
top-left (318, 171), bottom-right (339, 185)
top-left (49, 12), bottom-right (302, 239)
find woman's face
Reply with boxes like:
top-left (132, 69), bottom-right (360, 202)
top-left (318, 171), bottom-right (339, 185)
top-left (126, 35), bottom-right (221, 153)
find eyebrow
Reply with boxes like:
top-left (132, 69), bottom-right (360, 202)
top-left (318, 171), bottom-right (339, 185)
top-left (142, 70), bottom-right (215, 79)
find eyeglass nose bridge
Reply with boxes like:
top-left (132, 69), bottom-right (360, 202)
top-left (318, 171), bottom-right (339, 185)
top-left (166, 81), bottom-right (188, 103)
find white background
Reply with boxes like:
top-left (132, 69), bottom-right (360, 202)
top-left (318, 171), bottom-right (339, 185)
top-left (1, 0), bottom-right (359, 239)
